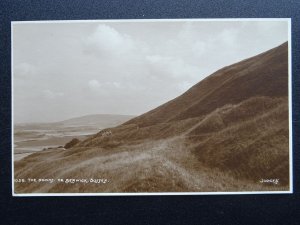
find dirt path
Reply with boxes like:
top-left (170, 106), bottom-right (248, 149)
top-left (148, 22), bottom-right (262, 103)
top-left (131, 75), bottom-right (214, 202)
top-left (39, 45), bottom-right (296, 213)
top-left (15, 135), bottom-right (279, 193)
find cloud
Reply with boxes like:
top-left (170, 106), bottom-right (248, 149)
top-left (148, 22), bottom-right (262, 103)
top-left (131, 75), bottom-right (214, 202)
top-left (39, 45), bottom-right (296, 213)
top-left (145, 55), bottom-right (199, 81)
top-left (192, 41), bottom-right (207, 56)
top-left (177, 81), bottom-right (193, 92)
top-left (42, 90), bottom-right (64, 99)
top-left (218, 29), bottom-right (239, 47)
top-left (85, 24), bottom-right (134, 57)
top-left (88, 79), bottom-right (101, 89)
top-left (110, 81), bottom-right (121, 88)
top-left (88, 79), bottom-right (122, 93)
top-left (13, 21), bottom-right (289, 123)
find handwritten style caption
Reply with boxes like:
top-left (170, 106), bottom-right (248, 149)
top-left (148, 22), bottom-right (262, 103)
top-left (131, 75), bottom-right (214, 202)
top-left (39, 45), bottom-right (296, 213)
top-left (14, 178), bottom-right (109, 184)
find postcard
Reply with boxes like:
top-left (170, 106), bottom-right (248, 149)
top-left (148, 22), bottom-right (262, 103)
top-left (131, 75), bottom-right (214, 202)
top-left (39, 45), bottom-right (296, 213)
top-left (12, 19), bottom-right (292, 196)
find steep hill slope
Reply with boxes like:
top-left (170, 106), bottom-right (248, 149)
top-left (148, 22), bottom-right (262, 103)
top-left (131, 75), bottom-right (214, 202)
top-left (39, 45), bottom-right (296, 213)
top-left (123, 42), bottom-right (288, 127)
top-left (78, 42), bottom-right (290, 187)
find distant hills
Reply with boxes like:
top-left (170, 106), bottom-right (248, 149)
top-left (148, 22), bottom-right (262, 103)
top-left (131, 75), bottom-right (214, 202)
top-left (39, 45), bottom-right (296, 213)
top-left (16, 114), bottom-right (135, 129)
top-left (15, 42), bottom-right (290, 193)
top-left (55, 114), bottom-right (135, 127)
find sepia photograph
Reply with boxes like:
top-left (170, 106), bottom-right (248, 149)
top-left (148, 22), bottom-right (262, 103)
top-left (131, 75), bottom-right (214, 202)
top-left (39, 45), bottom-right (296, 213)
top-left (12, 19), bottom-right (292, 195)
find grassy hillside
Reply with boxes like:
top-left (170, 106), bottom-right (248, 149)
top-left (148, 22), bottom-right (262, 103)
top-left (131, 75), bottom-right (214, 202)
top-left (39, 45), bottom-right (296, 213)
top-left (123, 42), bottom-right (288, 127)
top-left (14, 42), bottom-right (290, 193)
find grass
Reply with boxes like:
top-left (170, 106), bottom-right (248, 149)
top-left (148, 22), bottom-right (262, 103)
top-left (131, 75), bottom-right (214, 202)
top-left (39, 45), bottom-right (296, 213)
top-left (14, 102), bottom-right (289, 194)
top-left (14, 43), bottom-right (290, 193)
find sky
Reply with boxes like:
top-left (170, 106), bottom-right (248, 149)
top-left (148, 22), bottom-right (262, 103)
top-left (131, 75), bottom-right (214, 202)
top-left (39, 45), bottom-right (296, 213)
top-left (13, 20), bottom-right (289, 123)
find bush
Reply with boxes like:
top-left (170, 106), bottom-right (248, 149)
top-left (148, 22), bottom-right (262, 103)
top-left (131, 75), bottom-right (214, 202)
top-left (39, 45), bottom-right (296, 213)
top-left (64, 138), bottom-right (80, 149)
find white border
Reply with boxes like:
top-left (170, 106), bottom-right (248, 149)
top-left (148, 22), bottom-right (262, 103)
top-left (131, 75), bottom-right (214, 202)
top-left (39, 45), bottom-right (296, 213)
top-left (12, 22), bottom-right (15, 196)
top-left (11, 18), bottom-right (293, 197)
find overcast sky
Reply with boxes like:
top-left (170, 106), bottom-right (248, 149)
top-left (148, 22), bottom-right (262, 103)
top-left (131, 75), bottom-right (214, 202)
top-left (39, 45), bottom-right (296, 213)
top-left (13, 20), bottom-right (289, 123)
